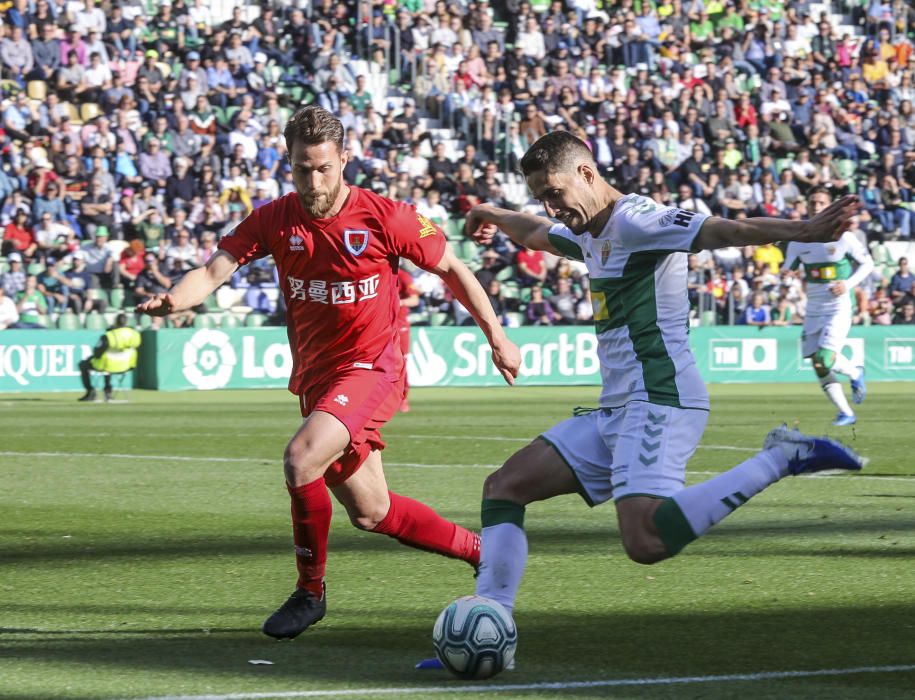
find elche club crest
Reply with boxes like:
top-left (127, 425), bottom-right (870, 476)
top-left (344, 229), bottom-right (370, 256)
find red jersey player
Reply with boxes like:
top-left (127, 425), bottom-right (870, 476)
top-left (137, 106), bottom-right (521, 639)
top-left (396, 266), bottom-right (420, 412)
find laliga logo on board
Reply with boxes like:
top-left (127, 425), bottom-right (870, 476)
top-left (183, 329), bottom-right (237, 390)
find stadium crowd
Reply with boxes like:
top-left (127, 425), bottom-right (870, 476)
top-left (1, 0), bottom-right (915, 332)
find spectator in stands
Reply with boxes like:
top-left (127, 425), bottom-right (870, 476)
top-left (740, 291), bottom-right (772, 326)
top-left (2, 210), bottom-right (36, 258)
top-left (81, 227), bottom-right (116, 289)
top-left (0, 285), bottom-right (19, 329)
top-left (889, 257), bottom-right (913, 304)
top-left (893, 298), bottom-right (915, 324)
top-left (525, 284), bottom-right (559, 326)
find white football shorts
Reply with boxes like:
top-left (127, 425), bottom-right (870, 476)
top-left (802, 312), bottom-right (851, 357)
top-left (540, 402), bottom-right (709, 505)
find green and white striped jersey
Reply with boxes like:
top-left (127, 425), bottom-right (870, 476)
top-left (784, 234), bottom-right (872, 317)
top-left (548, 194), bottom-right (710, 409)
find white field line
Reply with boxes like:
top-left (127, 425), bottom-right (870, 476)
top-left (1, 451), bottom-right (912, 481)
top-left (135, 664), bottom-right (915, 700)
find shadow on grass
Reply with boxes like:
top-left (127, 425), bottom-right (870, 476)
top-left (2, 605), bottom-right (914, 698)
top-left (1, 511), bottom-right (914, 565)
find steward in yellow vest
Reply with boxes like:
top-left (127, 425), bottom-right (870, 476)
top-left (78, 313), bottom-right (142, 402)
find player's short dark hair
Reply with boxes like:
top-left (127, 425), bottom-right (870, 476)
top-left (115, 313), bottom-right (128, 327)
top-left (519, 131), bottom-right (596, 177)
top-left (283, 105), bottom-right (344, 153)
top-left (807, 185), bottom-right (832, 202)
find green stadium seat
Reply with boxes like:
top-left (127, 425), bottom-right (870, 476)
top-left (84, 312), bottom-right (107, 330)
top-left (501, 281), bottom-right (520, 299)
top-left (87, 288), bottom-right (108, 305)
top-left (245, 312), bottom-right (268, 327)
top-left (136, 313), bottom-right (155, 330)
top-left (109, 287), bottom-right (126, 308)
top-left (193, 314), bottom-right (216, 328)
top-left (219, 313), bottom-right (241, 328)
top-left (701, 310), bottom-right (717, 327)
top-left (495, 266), bottom-right (514, 282)
top-left (28, 263), bottom-right (45, 275)
top-left (429, 312), bottom-right (452, 326)
top-left (56, 312), bottom-right (80, 330)
top-left (446, 218), bottom-right (466, 241)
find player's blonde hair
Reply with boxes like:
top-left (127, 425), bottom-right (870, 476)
top-left (283, 105), bottom-right (345, 153)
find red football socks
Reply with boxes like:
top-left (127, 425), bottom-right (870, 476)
top-left (372, 491), bottom-right (480, 567)
top-left (287, 478), bottom-right (332, 598)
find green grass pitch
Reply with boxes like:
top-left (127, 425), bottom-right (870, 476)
top-left (1, 383), bottom-right (913, 699)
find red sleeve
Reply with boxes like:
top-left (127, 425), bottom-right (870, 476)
top-left (382, 199), bottom-right (447, 270)
top-left (398, 269), bottom-right (419, 298)
top-left (217, 202), bottom-right (272, 265)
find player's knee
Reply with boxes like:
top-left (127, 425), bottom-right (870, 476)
top-left (482, 461), bottom-right (528, 503)
top-left (349, 507), bottom-right (388, 531)
top-left (620, 531), bottom-right (669, 565)
top-left (283, 440), bottom-right (325, 485)
top-left (812, 349), bottom-right (835, 374)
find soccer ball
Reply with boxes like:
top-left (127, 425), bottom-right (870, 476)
top-left (432, 595), bottom-right (517, 680)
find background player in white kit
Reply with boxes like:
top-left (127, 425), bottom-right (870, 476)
top-left (449, 133), bottom-right (864, 644)
top-left (784, 187), bottom-right (874, 426)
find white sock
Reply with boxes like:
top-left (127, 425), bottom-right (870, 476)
top-left (475, 523), bottom-right (527, 615)
top-left (819, 372), bottom-right (853, 415)
top-left (671, 448), bottom-right (788, 538)
top-left (831, 354), bottom-right (861, 381)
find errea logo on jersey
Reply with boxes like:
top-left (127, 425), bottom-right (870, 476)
top-left (334, 394), bottom-right (349, 406)
top-left (417, 213), bottom-right (437, 239)
top-left (288, 233), bottom-right (305, 251)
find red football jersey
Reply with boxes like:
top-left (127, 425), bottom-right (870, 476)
top-left (396, 268), bottom-right (419, 324)
top-left (218, 187), bottom-right (446, 395)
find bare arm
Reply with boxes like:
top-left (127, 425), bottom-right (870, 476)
top-left (136, 249), bottom-right (238, 315)
top-left (464, 203), bottom-right (561, 254)
top-left (692, 195), bottom-right (860, 251)
top-left (428, 245), bottom-right (521, 385)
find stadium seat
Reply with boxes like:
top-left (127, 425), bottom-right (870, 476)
top-left (26, 80), bottom-right (47, 101)
top-left (193, 314), bottom-right (216, 328)
top-left (80, 102), bottom-right (102, 122)
top-left (27, 263), bottom-right (44, 275)
top-left (245, 312), bottom-right (268, 327)
top-left (429, 312), bottom-right (452, 326)
top-left (446, 218), bottom-right (465, 241)
top-left (84, 312), bottom-right (107, 330)
top-left (495, 266), bottom-right (514, 282)
top-left (501, 281), bottom-right (520, 299)
top-left (87, 288), bottom-right (108, 306)
top-left (136, 313), bottom-right (154, 330)
top-left (109, 287), bottom-right (126, 308)
top-left (56, 312), bottom-right (80, 330)
top-left (505, 311), bottom-right (525, 327)
top-left (62, 102), bottom-right (81, 124)
top-left (219, 313), bottom-right (241, 328)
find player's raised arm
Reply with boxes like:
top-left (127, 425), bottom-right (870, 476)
top-left (465, 203), bottom-right (561, 254)
top-left (429, 245), bottom-right (522, 385)
top-left (136, 249), bottom-right (239, 316)
top-left (692, 195), bottom-right (861, 251)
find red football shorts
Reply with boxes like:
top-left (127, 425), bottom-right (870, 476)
top-left (398, 322), bottom-right (410, 356)
top-left (299, 368), bottom-right (405, 488)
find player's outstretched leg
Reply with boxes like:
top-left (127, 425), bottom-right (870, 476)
top-left (475, 440), bottom-right (579, 614)
top-left (651, 425), bottom-right (862, 557)
top-left (371, 490), bottom-right (481, 568)
top-left (811, 350), bottom-right (856, 425)
top-left (830, 353), bottom-right (866, 406)
top-left (263, 478), bottom-right (331, 639)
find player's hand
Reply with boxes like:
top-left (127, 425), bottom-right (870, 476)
top-left (465, 205), bottom-right (499, 246)
top-left (136, 293), bottom-right (175, 317)
top-left (802, 195), bottom-right (861, 242)
top-left (830, 280), bottom-right (847, 296)
top-left (491, 337), bottom-right (522, 386)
